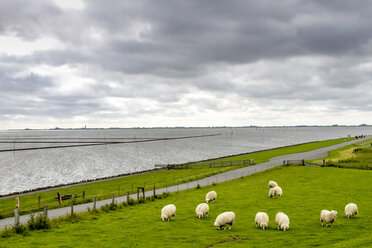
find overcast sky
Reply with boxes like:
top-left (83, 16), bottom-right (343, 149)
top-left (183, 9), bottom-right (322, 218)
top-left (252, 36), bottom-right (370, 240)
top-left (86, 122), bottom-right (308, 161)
top-left (1, 0), bottom-right (372, 129)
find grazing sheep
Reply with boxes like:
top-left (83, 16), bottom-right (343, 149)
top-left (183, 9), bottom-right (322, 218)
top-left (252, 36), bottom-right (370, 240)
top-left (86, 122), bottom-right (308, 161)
top-left (255, 212), bottom-right (269, 229)
top-left (269, 186), bottom-right (282, 198)
top-left (275, 212), bottom-right (289, 231)
top-left (345, 203), bottom-right (358, 218)
top-left (195, 203), bottom-right (209, 219)
top-left (320, 210), bottom-right (337, 227)
top-left (214, 212), bottom-right (235, 230)
top-left (268, 181), bottom-right (278, 188)
top-left (206, 191), bottom-right (217, 203)
top-left (161, 204), bottom-right (176, 221)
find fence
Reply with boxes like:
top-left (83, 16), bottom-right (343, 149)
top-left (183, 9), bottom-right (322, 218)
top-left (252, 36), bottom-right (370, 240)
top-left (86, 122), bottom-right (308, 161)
top-left (285, 160), bottom-right (305, 165)
top-left (209, 159), bottom-right (255, 168)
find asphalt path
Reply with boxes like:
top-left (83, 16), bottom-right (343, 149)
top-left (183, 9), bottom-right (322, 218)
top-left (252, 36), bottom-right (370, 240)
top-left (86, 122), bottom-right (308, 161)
top-left (0, 139), bottom-right (361, 230)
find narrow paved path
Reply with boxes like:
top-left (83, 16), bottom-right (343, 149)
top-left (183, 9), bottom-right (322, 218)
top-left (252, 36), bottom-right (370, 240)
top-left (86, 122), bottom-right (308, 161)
top-left (0, 139), bottom-right (360, 230)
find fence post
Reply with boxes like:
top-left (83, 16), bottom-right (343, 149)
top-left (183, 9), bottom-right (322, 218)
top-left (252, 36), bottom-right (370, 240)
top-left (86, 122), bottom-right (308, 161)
top-left (15, 197), bottom-right (20, 209)
top-left (153, 185), bottom-right (156, 197)
top-left (57, 192), bottom-right (62, 206)
top-left (142, 188), bottom-right (145, 199)
top-left (137, 188), bottom-right (139, 200)
top-left (302, 159), bottom-right (305, 166)
top-left (127, 191), bottom-right (130, 202)
top-left (93, 197), bottom-right (96, 212)
top-left (112, 193), bottom-right (115, 205)
top-left (43, 205), bottom-right (48, 218)
top-left (71, 193), bottom-right (74, 215)
top-left (38, 195), bottom-right (41, 208)
top-left (14, 208), bottom-right (20, 226)
top-left (323, 159), bottom-right (325, 166)
top-left (83, 191), bottom-right (86, 200)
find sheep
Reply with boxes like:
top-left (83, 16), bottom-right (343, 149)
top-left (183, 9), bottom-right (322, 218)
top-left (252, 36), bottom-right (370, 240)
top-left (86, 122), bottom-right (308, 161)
top-left (206, 191), bottom-right (217, 203)
top-left (275, 212), bottom-right (289, 231)
top-left (214, 211), bottom-right (235, 230)
top-left (269, 186), bottom-right (282, 198)
top-left (268, 181), bottom-right (278, 188)
top-left (255, 212), bottom-right (269, 229)
top-left (161, 204), bottom-right (176, 221)
top-left (320, 210), bottom-right (337, 227)
top-left (195, 203), bottom-right (209, 219)
top-left (345, 203), bottom-right (358, 218)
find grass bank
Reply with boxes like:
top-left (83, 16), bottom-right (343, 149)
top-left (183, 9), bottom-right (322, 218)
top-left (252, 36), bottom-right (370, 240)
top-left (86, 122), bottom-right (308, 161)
top-left (1, 165), bottom-right (371, 247)
top-left (0, 137), bottom-right (352, 219)
top-left (308, 137), bottom-right (372, 169)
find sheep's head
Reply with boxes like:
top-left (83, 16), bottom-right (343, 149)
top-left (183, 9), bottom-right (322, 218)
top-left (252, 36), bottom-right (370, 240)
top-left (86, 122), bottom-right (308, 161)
top-left (330, 210), bottom-right (338, 217)
top-left (282, 224), bottom-right (289, 231)
top-left (214, 221), bottom-right (221, 229)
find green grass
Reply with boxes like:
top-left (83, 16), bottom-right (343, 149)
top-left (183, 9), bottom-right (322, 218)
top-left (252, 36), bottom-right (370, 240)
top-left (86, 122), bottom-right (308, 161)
top-left (1, 165), bottom-right (371, 247)
top-left (308, 137), bottom-right (372, 170)
top-left (0, 137), bottom-right (352, 219)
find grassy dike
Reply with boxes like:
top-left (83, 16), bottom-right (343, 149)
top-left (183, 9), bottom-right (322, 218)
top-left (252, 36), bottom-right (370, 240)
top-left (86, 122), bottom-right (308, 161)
top-left (0, 137), bottom-right (352, 219)
top-left (1, 165), bottom-right (371, 247)
top-left (308, 137), bottom-right (372, 169)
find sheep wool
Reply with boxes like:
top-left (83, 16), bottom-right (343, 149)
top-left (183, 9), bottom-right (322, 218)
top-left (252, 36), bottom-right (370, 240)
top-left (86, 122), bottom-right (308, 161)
top-left (195, 203), bottom-right (209, 219)
top-left (206, 191), bottom-right (217, 203)
top-left (161, 204), bottom-right (176, 221)
top-left (345, 203), bottom-right (358, 218)
top-left (214, 212), bottom-right (235, 230)
top-left (275, 212), bottom-right (289, 231)
top-left (320, 210), bottom-right (337, 227)
top-left (255, 212), bottom-right (269, 229)
top-left (268, 181), bottom-right (278, 188)
top-left (269, 186), bottom-right (282, 198)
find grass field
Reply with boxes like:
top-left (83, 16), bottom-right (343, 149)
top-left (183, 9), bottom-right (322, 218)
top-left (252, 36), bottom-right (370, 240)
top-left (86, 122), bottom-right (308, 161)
top-left (1, 165), bottom-right (371, 247)
top-left (0, 137), bottom-right (352, 219)
top-left (309, 137), bottom-right (372, 169)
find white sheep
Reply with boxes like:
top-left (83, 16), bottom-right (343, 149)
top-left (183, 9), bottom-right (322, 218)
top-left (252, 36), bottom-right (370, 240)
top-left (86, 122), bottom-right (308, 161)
top-left (268, 181), bottom-right (278, 188)
top-left (345, 203), bottom-right (358, 218)
top-left (195, 203), bottom-right (209, 219)
top-left (320, 210), bottom-right (337, 227)
top-left (269, 186), bottom-right (282, 198)
top-left (214, 211), bottom-right (235, 230)
top-left (275, 212), bottom-right (289, 231)
top-left (206, 191), bottom-right (217, 203)
top-left (255, 212), bottom-right (269, 229)
top-left (161, 204), bottom-right (176, 221)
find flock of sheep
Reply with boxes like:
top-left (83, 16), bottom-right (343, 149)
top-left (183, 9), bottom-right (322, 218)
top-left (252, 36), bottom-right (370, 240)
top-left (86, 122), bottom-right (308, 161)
top-left (160, 180), bottom-right (359, 231)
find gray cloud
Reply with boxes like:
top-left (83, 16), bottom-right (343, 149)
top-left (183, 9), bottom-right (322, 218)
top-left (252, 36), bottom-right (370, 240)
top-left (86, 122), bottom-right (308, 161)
top-left (1, 0), bottom-right (372, 128)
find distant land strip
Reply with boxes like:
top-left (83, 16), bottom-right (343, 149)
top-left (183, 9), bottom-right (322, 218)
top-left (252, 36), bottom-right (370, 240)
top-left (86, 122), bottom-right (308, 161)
top-left (0, 133), bottom-right (221, 153)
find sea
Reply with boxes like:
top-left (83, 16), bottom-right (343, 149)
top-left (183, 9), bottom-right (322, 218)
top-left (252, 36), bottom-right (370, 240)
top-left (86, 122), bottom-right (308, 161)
top-left (0, 126), bottom-right (371, 195)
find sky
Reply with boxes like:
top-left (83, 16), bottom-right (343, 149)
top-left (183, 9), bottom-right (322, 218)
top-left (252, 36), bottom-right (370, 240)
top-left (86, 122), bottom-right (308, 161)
top-left (1, 0), bottom-right (372, 129)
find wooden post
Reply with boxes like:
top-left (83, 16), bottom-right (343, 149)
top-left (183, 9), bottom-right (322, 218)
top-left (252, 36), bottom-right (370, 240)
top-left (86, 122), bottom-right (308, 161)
top-left (93, 197), bottom-right (96, 212)
top-left (112, 193), bottom-right (115, 204)
top-left (137, 188), bottom-right (139, 201)
top-left (153, 185), bottom-right (156, 197)
top-left (323, 159), bottom-right (325, 166)
top-left (38, 195), bottom-right (41, 208)
top-left (15, 197), bottom-right (20, 209)
top-left (83, 191), bottom-right (86, 200)
top-left (127, 191), bottom-right (130, 202)
top-left (43, 205), bottom-right (48, 218)
top-left (14, 208), bottom-right (20, 226)
top-left (142, 188), bottom-right (145, 199)
top-left (71, 193), bottom-right (74, 215)
top-left (57, 192), bottom-right (62, 206)
top-left (302, 159), bottom-right (305, 166)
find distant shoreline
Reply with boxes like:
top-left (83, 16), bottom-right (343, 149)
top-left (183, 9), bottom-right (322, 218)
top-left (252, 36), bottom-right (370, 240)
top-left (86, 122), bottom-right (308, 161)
top-left (2, 124), bottom-right (370, 131)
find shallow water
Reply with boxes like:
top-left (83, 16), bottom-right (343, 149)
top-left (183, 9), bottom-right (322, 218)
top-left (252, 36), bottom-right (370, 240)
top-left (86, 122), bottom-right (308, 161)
top-left (0, 126), bottom-right (371, 195)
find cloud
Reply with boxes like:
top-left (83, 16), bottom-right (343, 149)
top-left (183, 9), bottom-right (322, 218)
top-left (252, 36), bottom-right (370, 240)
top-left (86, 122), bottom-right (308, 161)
top-left (0, 0), bottom-right (372, 128)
